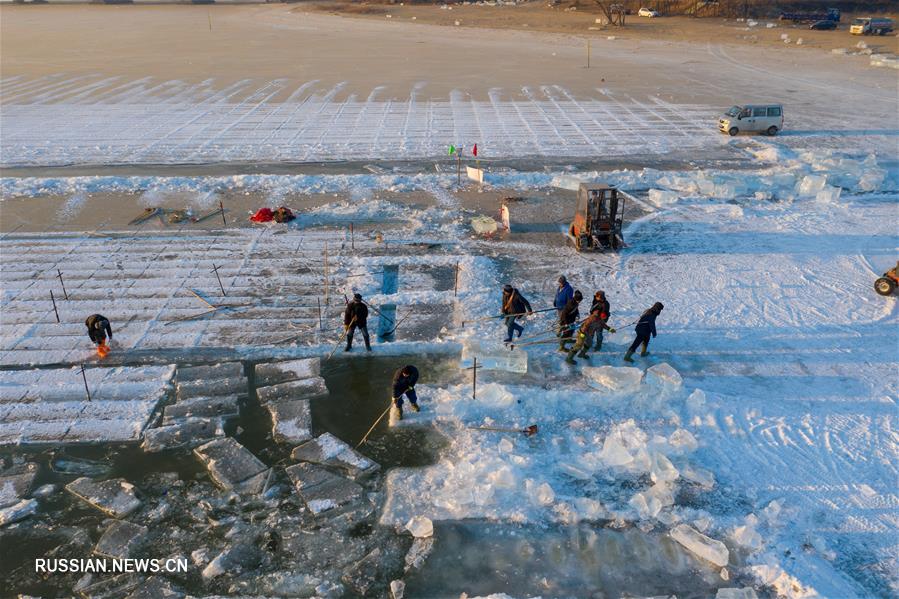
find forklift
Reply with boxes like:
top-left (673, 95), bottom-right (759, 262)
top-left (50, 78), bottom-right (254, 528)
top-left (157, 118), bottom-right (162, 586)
top-left (567, 183), bottom-right (626, 252)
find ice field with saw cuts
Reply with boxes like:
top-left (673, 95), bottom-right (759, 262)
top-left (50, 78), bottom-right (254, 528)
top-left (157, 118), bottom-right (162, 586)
top-left (1, 7), bottom-right (899, 597)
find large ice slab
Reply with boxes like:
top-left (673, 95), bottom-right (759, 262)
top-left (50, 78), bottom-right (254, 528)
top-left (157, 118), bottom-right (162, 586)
top-left (644, 363), bottom-right (683, 391)
top-left (290, 433), bottom-right (380, 479)
top-left (177, 362), bottom-right (244, 382)
top-left (670, 523), bottom-right (729, 568)
top-left (255, 358), bottom-right (321, 387)
top-left (257, 378), bottom-right (328, 404)
top-left (583, 366), bottom-right (644, 394)
top-left (266, 399), bottom-right (312, 445)
top-left (194, 438), bottom-right (269, 494)
top-left (162, 395), bottom-right (239, 424)
top-left (66, 477), bottom-right (141, 518)
top-left (0, 462), bottom-right (38, 508)
top-left (141, 418), bottom-right (223, 453)
top-left (461, 339), bottom-right (527, 373)
top-left (176, 377), bottom-right (247, 400)
top-left (0, 498), bottom-right (38, 526)
top-left (284, 462), bottom-right (364, 515)
top-left (94, 520), bottom-right (148, 559)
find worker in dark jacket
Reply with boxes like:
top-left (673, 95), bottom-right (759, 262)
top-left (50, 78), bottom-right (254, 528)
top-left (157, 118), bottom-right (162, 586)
top-left (589, 291), bottom-right (614, 351)
top-left (501, 284), bottom-right (533, 343)
top-left (558, 290), bottom-right (583, 351)
top-left (565, 305), bottom-right (606, 364)
top-left (553, 276), bottom-right (574, 314)
top-left (391, 364), bottom-right (420, 420)
top-left (624, 302), bottom-right (664, 362)
top-left (85, 314), bottom-right (112, 345)
top-left (85, 314), bottom-right (112, 356)
top-left (343, 293), bottom-right (371, 352)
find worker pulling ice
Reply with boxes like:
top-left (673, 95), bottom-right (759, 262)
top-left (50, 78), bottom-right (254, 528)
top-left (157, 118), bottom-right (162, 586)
top-left (390, 364), bottom-right (420, 422)
top-left (624, 302), bottom-right (664, 362)
top-left (557, 289), bottom-right (583, 352)
top-left (343, 293), bottom-right (372, 352)
top-left (589, 290), bottom-right (612, 352)
top-left (565, 304), bottom-right (613, 365)
top-left (501, 284), bottom-right (533, 343)
top-left (85, 314), bottom-right (113, 358)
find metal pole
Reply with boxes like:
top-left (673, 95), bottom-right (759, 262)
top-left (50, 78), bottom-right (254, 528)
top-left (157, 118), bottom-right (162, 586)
top-left (472, 356), bottom-right (477, 400)
top-left (212, 262), bottom-right (226, 297)
top-left (317, 297), bottom-right (323, 332)
top-left (350, 222), bottom-right (355, 251)
top-left (80, 365), bottom-right (92, 402)
top-left (323, 242), bottom-right (329, 307)
top-left (454, 262), bottom-right (460, 297)
top-left (57, 269), bottom-right (68, 300)
top-left (219, 200), bottom-right (226, 225)
top-left (50, 290), bottom-right (60, 323)
top-left (586, 38), bottom-right (590, 68)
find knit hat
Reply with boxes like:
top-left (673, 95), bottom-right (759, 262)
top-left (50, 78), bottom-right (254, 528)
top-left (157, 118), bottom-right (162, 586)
top-left (353, 293), bottom-right (363, 301)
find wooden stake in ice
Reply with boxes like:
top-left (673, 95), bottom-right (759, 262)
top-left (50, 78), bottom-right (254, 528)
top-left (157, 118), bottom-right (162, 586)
top-left (50, 290), bottom-right (60, 323)
top-left (464, 357), bottom-right (482, 400)
top-left (454, 262), bottom-right (460, 297)
top-left (219, 199), bottom-right (226, 225)
top-left (79, 365), bottom-right (92, 402)
top-left (211, 262), bottom-right (226, 297)
top-left (57, 269), bottom-right (68, 300)
top-left (317, 297), bottom-right (323, 332)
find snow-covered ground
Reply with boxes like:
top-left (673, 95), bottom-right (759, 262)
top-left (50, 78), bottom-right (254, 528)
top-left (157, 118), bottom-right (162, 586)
top-left (2, 77), bottom-right (897, 167)
top-left (2, 139), bottom-right (896, 594)
top-left (1, 9), bottom-right (897, 594)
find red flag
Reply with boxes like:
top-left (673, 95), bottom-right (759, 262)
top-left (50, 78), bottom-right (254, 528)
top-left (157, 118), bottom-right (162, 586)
top-left (472, 144), bottom-right (478, 157)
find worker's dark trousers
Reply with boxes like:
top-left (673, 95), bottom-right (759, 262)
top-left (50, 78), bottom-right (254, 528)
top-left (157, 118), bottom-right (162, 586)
top-left (89, 331), bottom-right (106, 346)
top-left (346, 324), bottom-right (371, 349)
top-left (628, 331), bottom-right (651, 353)
top-left (393, 389), bottom-right (418, 408)
top-left (505, 317), bottom-right (524, 340)
top-left (591, 328), bottom-right (604, 350)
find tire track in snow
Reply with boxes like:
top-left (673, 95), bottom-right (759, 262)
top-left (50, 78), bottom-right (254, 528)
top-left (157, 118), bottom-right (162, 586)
top-left (3, 75), bottom-right (95, 104)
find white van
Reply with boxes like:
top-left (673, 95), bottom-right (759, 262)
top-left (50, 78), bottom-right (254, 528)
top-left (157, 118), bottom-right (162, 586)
top-left (718, 104), bottom-right (784, 136)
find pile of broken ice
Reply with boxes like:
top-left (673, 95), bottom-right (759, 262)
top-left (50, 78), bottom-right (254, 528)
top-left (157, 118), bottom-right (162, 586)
top-left (379, 361), bottom-right (782, 582)
top-left (645, 146), bottom-right (893, 206)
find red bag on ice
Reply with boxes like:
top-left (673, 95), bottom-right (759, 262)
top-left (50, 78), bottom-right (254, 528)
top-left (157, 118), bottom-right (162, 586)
top-left (250, 208), bottom-right (274, 222)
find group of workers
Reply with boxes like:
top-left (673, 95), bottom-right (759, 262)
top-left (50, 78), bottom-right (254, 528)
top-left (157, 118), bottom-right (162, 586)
top-left (82, 276), bottom-right (663, 424)
top-left (504, 275), bottom-right (663, 364)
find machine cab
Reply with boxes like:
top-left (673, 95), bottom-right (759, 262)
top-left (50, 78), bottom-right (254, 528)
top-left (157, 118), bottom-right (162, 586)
top-left (569, 183), bottom-right (625, 251)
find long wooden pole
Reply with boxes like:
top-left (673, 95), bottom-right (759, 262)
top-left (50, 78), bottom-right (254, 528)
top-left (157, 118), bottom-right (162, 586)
top-left (356, 404), bottom-right (392, 450)
top-left (80, 365), bottom-right (92, 402)
top-left (212, 263), bottom-right (226, 297)
top-left (50, 290), bottom-right (60, 323)
top-left (57, 269), bottom-right (68, 300)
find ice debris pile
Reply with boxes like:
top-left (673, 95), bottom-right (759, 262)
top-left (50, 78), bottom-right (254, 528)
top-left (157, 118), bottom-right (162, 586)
top-left (646, 146), bottom-right (894, 206)
top-left (382, 364), bottom-right (715, 533)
